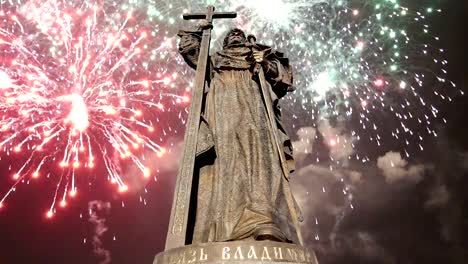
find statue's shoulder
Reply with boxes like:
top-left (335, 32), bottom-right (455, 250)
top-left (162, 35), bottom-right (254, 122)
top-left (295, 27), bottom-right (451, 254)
top-left (177, 30), bottom-right (202, 38)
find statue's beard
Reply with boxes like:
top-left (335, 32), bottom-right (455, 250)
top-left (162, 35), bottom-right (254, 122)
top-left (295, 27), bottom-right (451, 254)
top-left (227, 36), bottom-right (245, 46)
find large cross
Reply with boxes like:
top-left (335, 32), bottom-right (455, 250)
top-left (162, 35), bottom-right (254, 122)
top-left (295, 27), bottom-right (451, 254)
top-left (165, 6), bottom-right (237, 250)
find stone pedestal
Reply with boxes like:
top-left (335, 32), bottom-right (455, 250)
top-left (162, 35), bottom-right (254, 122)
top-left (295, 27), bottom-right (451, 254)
top-left (154, 241), bottom-right (318, 264)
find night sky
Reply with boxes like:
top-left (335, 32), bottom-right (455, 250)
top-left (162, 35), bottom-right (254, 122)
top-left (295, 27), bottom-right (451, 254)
top-left (0, 1), bottom-right (467, 264)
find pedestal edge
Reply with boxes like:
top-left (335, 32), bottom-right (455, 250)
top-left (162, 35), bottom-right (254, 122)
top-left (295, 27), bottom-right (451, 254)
top-left (154, 241), bottom-right (318, 264)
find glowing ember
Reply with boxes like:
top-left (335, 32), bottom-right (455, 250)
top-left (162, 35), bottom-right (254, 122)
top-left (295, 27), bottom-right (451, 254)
top-left (0, 70), bottom-right (12, 89)
top-left (61, 94), bottom-right (90, 132)
top-left (374, 78), bottom-right (385, 87)
top-left (0, 0), bottom-right (191, 212)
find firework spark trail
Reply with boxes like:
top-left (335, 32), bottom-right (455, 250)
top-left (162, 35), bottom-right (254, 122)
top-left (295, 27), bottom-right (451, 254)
top-left (177, 0), bottom-right (458, 242)
top-left (0, 0), bottom-right (189, 214)
top-left (0, 0), bottom-right (460, 217)
top-left (133, 0), bottom-right (459, 160)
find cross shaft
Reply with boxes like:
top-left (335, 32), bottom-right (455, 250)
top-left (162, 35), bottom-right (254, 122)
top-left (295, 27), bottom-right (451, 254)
top-left (165, 6), bottom-right (237, 250)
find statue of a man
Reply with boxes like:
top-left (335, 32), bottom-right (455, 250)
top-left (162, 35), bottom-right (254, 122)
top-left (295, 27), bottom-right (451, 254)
top-left (178, 24), bottom-right (299, 243)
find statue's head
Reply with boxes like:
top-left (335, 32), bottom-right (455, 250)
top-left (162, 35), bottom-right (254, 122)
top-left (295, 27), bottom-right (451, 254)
top-left (223, 28), bottom-right (246, 48)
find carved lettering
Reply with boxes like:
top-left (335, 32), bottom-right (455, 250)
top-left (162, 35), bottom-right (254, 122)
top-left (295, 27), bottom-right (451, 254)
top-left (222, 247), bottom-right (231, 260)
top-left (273, 247), bottom-right (283, 259)
top-left (170, 252), bottom-right (185, 264)
top-left (286, 248), bottom-right (298, 261)
top-left (293, 249), bottom-right (299, 261)
top-left (247, 246), bottom-right (258, 259)
top-left (187, 249), bottom-right (197, 263)
top-left (305, 251), bottom-right (312, 262)
top-left (199, 248), bottom-right (208, 261)
top-left (156, 244), bottom-right (318, 264)
top-left (261, 247), bottom-right (272, 261)
top-left (297, 249), bottom-right (306, 262)
top-left (233, 246), bottom-right (244, 260)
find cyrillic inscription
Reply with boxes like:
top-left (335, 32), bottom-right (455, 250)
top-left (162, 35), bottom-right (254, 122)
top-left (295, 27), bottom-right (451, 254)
top-left (154, 242), bottom-right (317, 264)
top-left (247, 246), bottom-right (258, 260)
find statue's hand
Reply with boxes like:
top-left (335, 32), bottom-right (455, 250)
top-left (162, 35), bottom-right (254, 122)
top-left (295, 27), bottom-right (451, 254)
top-left (197, 19), bottom-right (213, 30)
top-left (253, 50), bottom-right (265, 63)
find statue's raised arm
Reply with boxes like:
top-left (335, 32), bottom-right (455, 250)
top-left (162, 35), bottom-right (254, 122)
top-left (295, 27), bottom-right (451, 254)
top-left (177, 29), bottom-right (202, 69)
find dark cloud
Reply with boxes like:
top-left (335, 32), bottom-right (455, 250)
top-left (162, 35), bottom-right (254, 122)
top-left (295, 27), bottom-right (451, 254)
top-left (317, 120), bottom-right (355, 166)
top-left (292, 120), bottom-right (355, 167)
top-left (348, 170), bottom-right (362, 184)
top-left (376, 151), bottom-right (427, 184)
top-left (461, 152), bottom-right (468, 170)
top-left (292, 126), bottom-right (316, 163)
top-left (314, 231), bottom-right (396, 264)
top-left (292, 163), bottom-right (358, 248)
top-left (424, 185), bottom-right (450, 209)
top-left (291, 130), bottom-right (468, 264)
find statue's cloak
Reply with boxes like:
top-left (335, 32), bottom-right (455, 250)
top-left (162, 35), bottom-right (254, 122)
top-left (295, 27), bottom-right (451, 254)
top-left (178, 30), bottom-right (299, 243)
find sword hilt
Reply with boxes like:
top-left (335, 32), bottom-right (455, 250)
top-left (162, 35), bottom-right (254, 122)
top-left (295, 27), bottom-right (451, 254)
top-left (247, 34), bottom-right (257, 44)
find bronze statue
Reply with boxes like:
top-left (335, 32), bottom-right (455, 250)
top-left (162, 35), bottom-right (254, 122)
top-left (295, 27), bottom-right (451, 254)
top-left (164, 6), bottom-right (303, 250)
top-left (155, 7), bottom-right (318, 264)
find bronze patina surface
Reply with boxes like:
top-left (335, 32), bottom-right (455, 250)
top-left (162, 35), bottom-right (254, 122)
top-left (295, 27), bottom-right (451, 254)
top-left (154, 241), bottom-right (318, 264)
top-left (162, 7), bottom-right (316, 262)
top-left (164, 6), bottom-right (238, 249)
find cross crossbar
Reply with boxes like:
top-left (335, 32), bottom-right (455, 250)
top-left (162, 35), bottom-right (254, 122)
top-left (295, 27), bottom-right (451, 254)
top-left (183, 12), bottom-right (237, 21)
top-left (183, 6), bottom-right (237, 22)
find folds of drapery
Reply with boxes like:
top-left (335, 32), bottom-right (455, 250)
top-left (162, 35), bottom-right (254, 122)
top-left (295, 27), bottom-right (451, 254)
top-left (177, 30), bottom-right (300, 243)
top-left (178, 30), bottom-right (296, 173)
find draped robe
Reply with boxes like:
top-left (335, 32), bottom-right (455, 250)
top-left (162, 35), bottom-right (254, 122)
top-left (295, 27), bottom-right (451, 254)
top-left (178, 30), bottom-right (300, 243)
